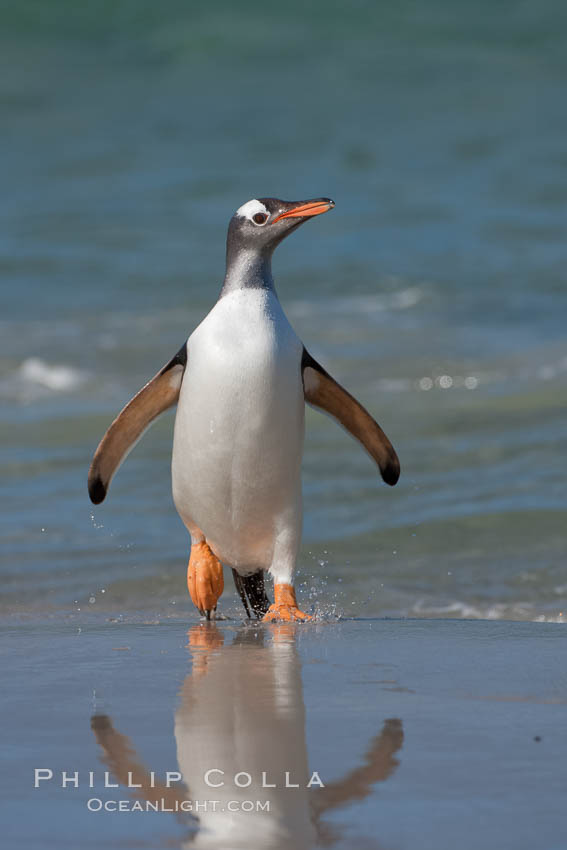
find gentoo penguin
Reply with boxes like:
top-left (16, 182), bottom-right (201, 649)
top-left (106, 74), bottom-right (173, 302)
top-left (88, 197), bottom-right (400, 622)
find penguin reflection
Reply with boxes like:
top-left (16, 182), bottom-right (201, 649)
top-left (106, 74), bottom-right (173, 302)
top-left (91, 626), bottom-right (403, 848)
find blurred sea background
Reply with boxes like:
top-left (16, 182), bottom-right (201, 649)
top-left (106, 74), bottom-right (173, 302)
top-left (1, 0), bottom-right (566, 622)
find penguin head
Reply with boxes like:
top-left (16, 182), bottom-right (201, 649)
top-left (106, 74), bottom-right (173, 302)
top-left (227, 197), bottom-right (335, 255)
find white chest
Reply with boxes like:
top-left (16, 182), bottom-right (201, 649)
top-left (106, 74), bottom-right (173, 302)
top-left (182, 287), bottom-right (302, 423)
top-left (171, 288), bottom-right (305, 567)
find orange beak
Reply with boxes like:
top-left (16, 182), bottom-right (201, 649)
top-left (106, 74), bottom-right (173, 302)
top-left (272, 198), bottom-right (335, 223)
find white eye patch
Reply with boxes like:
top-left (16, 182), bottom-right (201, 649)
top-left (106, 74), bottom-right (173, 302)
top-left (235, 199), bottom-right (269, 221)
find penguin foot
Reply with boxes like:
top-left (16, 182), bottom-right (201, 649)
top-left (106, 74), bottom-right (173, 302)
top-left (187, 542), bottom-right (224, 618)
top-left (263, 583), bottom-right (312, 623)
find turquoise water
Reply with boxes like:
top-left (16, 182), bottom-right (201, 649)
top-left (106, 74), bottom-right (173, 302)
top-left (1, 1), bottom-right (566, 621)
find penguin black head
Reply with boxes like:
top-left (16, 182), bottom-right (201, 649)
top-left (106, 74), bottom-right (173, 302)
top-left (226, 197), bottom-right (335, 258)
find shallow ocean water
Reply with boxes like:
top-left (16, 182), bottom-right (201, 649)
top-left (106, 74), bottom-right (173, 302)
top-left (1, 1), bottom-right (566, 622)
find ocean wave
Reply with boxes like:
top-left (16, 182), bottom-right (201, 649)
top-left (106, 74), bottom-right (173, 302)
top-left (375, 374), bottom-right (482, 393)
top-left (19, 357), bottom-right (86, 391)
top-left (373, 351), bottom-right (567, 395)
top-left (288, 287), bottom-right (423, 319)
top-left (0, 357), bottom-right (88, 402)
top-left (411, 598), bottom-right (566, 623)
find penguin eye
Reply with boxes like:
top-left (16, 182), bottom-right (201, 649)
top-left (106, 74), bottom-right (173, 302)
top-left (252, 212), bottom-right (268, 225)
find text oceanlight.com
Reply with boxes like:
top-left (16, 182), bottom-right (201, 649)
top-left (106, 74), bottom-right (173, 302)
top-left (86, 799), bottom-right (270, 813)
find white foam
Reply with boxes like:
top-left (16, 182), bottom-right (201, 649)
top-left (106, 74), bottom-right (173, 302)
top-left (412, 598), bottom-right (566, 623)
top-left (18, 357), bottom-right (86, 392)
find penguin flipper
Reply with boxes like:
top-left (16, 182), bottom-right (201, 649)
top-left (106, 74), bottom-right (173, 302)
top-left (301, 348), bottom-right (400, 486)
top-left (88, 345), bottom-right (187, 504)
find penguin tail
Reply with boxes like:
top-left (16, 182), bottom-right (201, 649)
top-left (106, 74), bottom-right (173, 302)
top-left (232, 569), bottom-right (271, 619)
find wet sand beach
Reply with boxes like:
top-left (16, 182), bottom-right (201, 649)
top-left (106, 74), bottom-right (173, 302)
top-left (2, 616), bottom-right (566, 849)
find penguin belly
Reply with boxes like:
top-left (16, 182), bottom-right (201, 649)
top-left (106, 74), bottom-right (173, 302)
top-left (172, 289), bottom-right (304, 574)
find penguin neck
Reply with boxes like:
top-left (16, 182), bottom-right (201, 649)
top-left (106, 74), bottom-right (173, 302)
top-left (221, 246), bottom-right (275, 297)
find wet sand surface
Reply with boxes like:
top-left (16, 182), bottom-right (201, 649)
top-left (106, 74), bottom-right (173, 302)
top-left (2, 616), bottom-right (565, 849)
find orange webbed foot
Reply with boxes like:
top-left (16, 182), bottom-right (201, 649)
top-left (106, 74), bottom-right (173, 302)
top-left (263, 583), bottom-right (312, 623)
top-left (187, 542), bottom-right (224, 619)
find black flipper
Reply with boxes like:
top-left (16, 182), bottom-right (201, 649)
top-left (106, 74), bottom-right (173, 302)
top-left (232, 570), bottom-right (271, 618)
